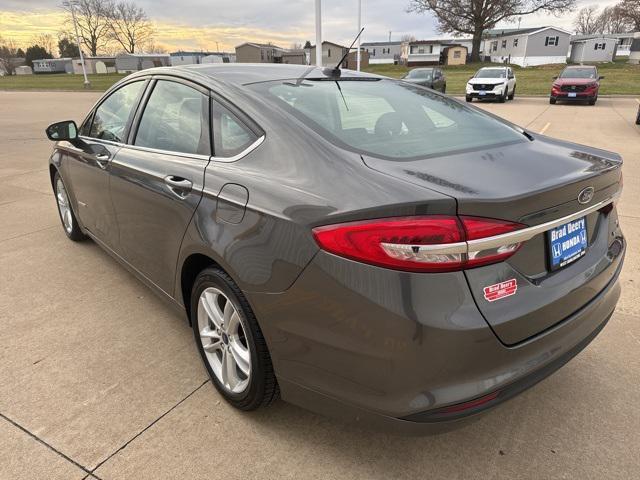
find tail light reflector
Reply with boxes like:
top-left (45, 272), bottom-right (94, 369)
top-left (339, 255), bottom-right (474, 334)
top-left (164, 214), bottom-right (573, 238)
top-left (312, 215), bottom-right (526, 273)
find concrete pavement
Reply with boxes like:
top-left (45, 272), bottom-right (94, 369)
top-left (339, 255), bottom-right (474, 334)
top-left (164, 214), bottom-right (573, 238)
top-left (1, 91), bottom-right (639, 479)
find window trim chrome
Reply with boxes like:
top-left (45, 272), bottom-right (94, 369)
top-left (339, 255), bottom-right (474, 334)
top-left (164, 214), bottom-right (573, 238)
top-left (209, 134), bottom-right (265, 163)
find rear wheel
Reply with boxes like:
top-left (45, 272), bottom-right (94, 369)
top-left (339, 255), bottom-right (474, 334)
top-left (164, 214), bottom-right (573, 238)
top-left (549, 97), bottom-right (557, 105)
top-left (191, 267), bottom-right (279, 410)
top-left (53, 171), bottom-right (86, 241)
top-left (508, 85), bottom-right (516, 100)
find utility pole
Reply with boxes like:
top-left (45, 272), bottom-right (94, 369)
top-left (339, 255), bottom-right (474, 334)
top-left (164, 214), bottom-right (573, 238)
top-left (216, 42), bottom-right (220, 52)
top-left (356, 0), bottom-right (362, 71)
top-left (66, 0), bottom-right (90, 88)
top-left (315, 0), bottom-right (322, 67)
top-left (389, 31), bottom-right (392, 42)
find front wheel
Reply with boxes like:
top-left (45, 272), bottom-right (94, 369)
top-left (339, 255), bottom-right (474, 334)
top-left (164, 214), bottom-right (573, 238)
top-left (589, 96), bottom-right (597, 106)
top-left (441, 84), bottom-right (446, 94)
top-left (191, 267), bottom-right (279, 410)
top-left (498, 89), bottom-right (506, 103)
top-left (465, 95), bottom-right (472, 102)
top-left (636, 107), bottom-right (640, 125)
top-left (53, 171), bottom-right (86, 241)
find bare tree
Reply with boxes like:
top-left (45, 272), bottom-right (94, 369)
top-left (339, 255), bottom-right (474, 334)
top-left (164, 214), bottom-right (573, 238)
top-left (31, 33), bottom-right (56, 56)
top-left (143, 42), bottom-right (167, 54)
top-left (61, 0), bottom-right (114, 56)
top-left (400, 34), bottom-right (417, 42)
top-left (574, 6), bottom-right (602, 34)
top-left (0, 36), bottom-right (20, 75)
top-left (108, 1), bottom-right (154, 53)
top-left (619, 0), bottom-right (640, 31)
top-left (598, 4), bottom-right (632, 33)
top-left (407, 0), bottom-right (576, 62)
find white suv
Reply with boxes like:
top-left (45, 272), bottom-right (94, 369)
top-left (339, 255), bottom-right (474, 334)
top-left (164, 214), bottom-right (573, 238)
top-left (465, 66), bottom-right (516, 103)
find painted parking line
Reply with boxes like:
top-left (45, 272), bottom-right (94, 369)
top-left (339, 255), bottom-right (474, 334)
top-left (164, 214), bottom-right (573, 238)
top-left (539, 122), bottom-right (551, 135)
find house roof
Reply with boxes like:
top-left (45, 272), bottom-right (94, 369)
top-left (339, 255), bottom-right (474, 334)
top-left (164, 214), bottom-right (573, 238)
top-left (409, 37), bottom-right (472, 45)
top-left (235, 42), bottom-right (286, 51)
top-left (486, 26), bottom-right (571, 39)
top-left (361, 41), bottom-right (401, 47)
top-left (570, 34), bottom-right (622, 43)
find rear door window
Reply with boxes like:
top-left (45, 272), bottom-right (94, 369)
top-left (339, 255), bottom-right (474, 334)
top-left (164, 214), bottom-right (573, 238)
top-left (134, 80), bottom-right (210, 156)
top-left (89, 81), bottom-right (145, 142)
top-left (212, 102), bottom-right (259, 157)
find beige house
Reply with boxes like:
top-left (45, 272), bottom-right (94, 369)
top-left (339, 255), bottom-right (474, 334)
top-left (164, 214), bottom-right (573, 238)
top-left (309, 41), bottom-right (369, 68)
top-left (72, 56), bottom-right (116, 74)
top-left (235, 43), bottom-right (287, 63)
top-left (442, 45), bottom-right (468, 65)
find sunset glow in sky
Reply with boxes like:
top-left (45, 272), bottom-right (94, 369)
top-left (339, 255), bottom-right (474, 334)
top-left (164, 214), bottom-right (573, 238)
top-left (0, 0), bottom-right (620, 54)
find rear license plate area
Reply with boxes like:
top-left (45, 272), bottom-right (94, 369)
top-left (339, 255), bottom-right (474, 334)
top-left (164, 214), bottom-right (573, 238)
top-left (547, 216), bottom-right (588, 270)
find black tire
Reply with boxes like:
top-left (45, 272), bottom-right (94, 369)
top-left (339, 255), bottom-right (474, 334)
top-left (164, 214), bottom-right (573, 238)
top-left (53, 171), bottom-right (86, 242)
top-left (498, 89), bottom-right (506, 103)
top-left (465, 95), bottom-right (473, 102)
top-left (191, 267), bottom-right (279, 410)
top-left (636, 107), bottom-right (640, 125)
top-left (441, 84), bottom-right (446, 94)
top-left (589, 96), bottom-right (597, 106)
top-left (549, 97), bottom-right (557, 105)
top-left (508, 85), bottom-right (515, 100)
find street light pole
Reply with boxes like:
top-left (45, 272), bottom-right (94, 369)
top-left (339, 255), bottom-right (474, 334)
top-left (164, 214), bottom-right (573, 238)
top-left (356, 0), bottom-right (362, 71)
top-left (315, 0), bottom-right (322, 67)
top-left (66, 0), bottom-right (90, 88)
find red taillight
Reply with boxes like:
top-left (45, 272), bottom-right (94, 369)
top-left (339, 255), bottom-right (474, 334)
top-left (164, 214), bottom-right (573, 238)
top-left (312, 215), bottom-right (526, 272)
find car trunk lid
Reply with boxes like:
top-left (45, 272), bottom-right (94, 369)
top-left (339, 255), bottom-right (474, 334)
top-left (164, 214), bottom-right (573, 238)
top-left (363, 135), bottom-right (623, 344)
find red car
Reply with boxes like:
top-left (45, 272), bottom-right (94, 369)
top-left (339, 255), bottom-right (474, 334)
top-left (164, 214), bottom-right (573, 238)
top-left (550, 66), bottom-right (603, 105)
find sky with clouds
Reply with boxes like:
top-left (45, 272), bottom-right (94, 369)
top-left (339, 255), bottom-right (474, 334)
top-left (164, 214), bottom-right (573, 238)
top-left (0, 0), bottom-right (621, 52)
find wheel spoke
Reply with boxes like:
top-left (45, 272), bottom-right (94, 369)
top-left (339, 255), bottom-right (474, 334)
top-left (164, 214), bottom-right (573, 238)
top-left (226, 311), bottom-right (240, 335)
top-left (223, 299), bottom-right (234, 327)
top-left (203, 340), bottom-right (222, 353)
top-left (230, 340), bottom-right (250, 376)
top-left (223, 348), bottom-right (238, 389)
top-left (200, 292), bottom-right (224, 329)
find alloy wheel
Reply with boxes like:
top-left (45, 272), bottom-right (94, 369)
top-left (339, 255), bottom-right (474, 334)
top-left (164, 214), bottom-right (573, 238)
top-left (197, 287), bottom-right (251, 393)
top-left (56, 177), bottom-right (73, 234)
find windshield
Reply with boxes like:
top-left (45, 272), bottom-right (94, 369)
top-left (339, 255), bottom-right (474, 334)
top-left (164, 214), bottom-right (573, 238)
top-left (475, 69), bottom-right (506, 79)
top-left (405, 69), bottom-right (433, 80)
top-left (249, 79), bottom-right (524, 160)
top-left (559, 68), bottom-right (596, 79)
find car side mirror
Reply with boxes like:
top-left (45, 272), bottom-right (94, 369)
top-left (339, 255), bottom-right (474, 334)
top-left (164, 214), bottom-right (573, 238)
top-left (599, 76), bottom-right (605, 80)
top-left (46, 120), bottom-right (78, 142)
top-left (508, 75), bottom-right (514, 79)
top-left (552, 76), bottom-right (558, 80)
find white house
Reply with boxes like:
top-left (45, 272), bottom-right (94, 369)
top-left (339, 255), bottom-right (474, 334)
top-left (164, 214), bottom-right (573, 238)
top-left (482, 26), bottom-right (571, 67)
top-left (361, 41), bottom-right (402, 64)
top-left (569, 35), bottom-right (617, 63)
top-left (401, 38), bottom-right (473, 66)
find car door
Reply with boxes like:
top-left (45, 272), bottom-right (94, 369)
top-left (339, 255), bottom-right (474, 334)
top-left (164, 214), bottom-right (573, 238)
top-left (507, 68), bottom-right (515, 92)
top-left (63, 79), bottom-right (147, 247)
top-left (108, 77), bottom-right (211, 295)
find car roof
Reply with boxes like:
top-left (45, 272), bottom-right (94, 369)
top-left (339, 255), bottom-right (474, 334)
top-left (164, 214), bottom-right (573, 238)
top-left (564, 65), bottom-right (596, 70)
top-left (479, 66), bottom-right (508, 70)
top-left (131, 63), bottom-right (382, 87)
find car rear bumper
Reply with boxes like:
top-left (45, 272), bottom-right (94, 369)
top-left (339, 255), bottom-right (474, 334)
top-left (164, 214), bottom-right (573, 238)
top-left (247, 242), bottom-right (624, 434)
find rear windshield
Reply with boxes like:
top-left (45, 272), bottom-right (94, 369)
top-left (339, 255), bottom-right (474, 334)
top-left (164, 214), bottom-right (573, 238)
top-left (560, 68), bottom-right (596, 79)
top-left (249, 79), bottom-right (524, 160)
top-left (475, 69), bottom-right (506, 78)
top-left (404, 69), bottom-right (433, 79)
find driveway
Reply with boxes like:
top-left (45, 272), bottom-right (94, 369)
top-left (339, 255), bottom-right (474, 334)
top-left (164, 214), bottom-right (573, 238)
top-left (1, 91), bottom-right (639, 479)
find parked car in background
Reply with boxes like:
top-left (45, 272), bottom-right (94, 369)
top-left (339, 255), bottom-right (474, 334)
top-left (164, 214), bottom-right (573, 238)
top-left (465, 66), bottom-right (516, 103)
top-left (401, 67), bottom-right (446, 93)
top-left (550, 65), bottom-right (602, 105)
top-left (45, 64), bottom-right (624, 432)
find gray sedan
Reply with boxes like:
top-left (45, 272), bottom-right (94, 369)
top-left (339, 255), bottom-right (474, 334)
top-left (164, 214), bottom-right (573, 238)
top-left (45, 64), bottom-right (624, 432)
top-left (401, 67), bottom-right (447, 93)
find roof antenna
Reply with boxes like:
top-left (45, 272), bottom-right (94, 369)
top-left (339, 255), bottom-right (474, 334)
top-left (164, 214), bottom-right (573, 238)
top-left (324, 27), bottom-right (365, 77)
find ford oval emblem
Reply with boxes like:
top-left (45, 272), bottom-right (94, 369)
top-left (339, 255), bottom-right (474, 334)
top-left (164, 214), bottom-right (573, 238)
top-left (578, 186), bottom-right (595, 205)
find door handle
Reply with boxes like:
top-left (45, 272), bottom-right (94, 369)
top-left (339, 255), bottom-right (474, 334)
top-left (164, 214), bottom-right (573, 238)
top-left (164, 175), bottom-right (193, 197)
top-left (95, 153), bottom-right (110, 168)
